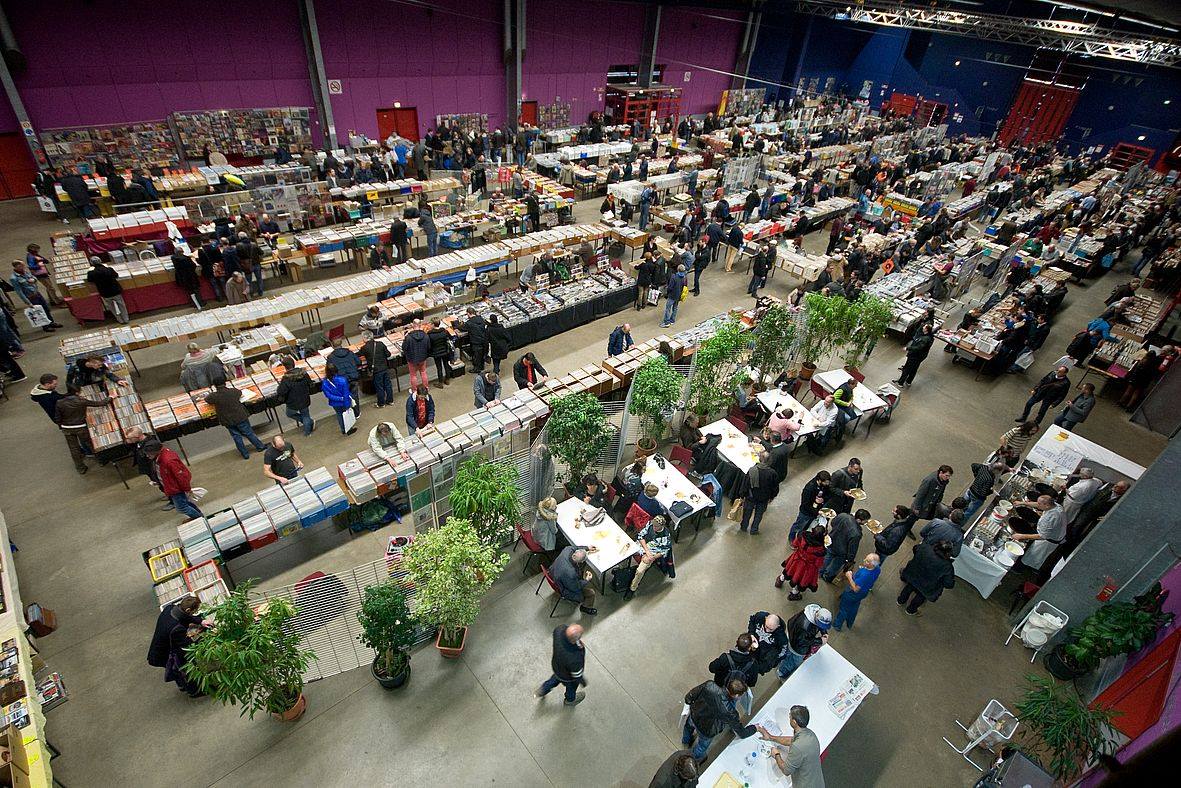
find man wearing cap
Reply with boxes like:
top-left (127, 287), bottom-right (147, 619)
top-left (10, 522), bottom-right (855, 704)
top-left (777, 604), bottom-right (832, 680)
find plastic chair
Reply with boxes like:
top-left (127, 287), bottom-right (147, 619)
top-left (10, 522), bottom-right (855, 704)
top-left (670, 445), bottom-right (694, 475)
top-left (809, 379), bottom-right (828, 404)
top-left (326, 324), bottom-right (347, 345)
top-left (942, 699), bottom-right (1019, 771)
top-left (1006, 600), bottom-right (1068, 662)
top-left (535, 564), bottom-right (579, 617)
top-left (624, 502), bottom-right (653, 533)
top-left (847, 367), bottom-right (865, 383)
top-left (603, 484), bottom-right (617, 507)
top-left (726, 414), bottom-right (750, 434)
top-left (515, 524), bottom-right (547, 576)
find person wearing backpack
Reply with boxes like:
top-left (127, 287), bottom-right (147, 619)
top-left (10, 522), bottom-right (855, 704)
top-left (708, 633), bottom-right (760, 715)
top-left (662, 265), bottom-right (687, 328)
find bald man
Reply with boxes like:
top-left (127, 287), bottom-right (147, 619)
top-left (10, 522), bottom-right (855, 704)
top-left (747, 611), bottom-right (788, 675)
top-left (536, 624), bottom-right (587, 706)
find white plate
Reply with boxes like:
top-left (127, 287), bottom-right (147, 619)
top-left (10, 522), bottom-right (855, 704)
top-left (994, 551), bottom-right (1016, 568)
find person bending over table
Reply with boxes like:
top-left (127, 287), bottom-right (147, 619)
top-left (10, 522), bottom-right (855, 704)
top-left (757, 705), bottom-right (825, 788)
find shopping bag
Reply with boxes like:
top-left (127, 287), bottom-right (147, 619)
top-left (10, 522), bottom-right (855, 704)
top-left (36, 195), bottom-right (56, 213)
top-left (189, 487), bottom-right (208, 502)
top-left (24, 305), bottom-right (51, 328)
top-left (727, 499), bottom-right (744, 522)
top-left (680, 285), bottom-right (689, 302)
top-left (646, 287), bottom-right (661, 306)
top-left (1014, 350), bottom-right (1036, 371)
top-left (342, 400), bottom-right (358, 433)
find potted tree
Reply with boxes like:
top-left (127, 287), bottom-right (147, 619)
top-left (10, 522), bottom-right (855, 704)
top-left (449, 455), bottom-right (522, 547)
top-left (841, 294), bottom-right (893, 374)
top-left (402, 517), bottom-right (509, 658)
top-left (185, 580), bottom-right (314, 722)
top-left (686, 318), bottom-right (749, 418)
top-left (546, 392), bottom-right (612, 493)
top-left (1044, 582), bottom-right (1173, 680)
top-left (748, 303), bottom-right (797, 386)
top-left (629, 356), bottom-right (683, 457)
top-left (798, 292), bottom-right (844, 379)
top-left (1013, 674), bottom-right (1118, 783)
top-left (357, 580), bottom-right (417, 690)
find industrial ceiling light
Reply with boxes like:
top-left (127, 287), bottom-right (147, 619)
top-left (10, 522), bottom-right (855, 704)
top-left (1165, 100), bottom-right (1173, 105)
top-left (1137, 135), bottom-right (1146, 140)
top-left (954, 60), bottom-right (961, 66)
top-left (1032, 0), bottom-right (1114, 17)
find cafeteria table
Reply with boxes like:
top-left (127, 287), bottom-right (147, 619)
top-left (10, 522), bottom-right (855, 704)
top-left (640, 452), bottom-right (712, 540)
top-left (756, 387), bottom-right (823, 456)
top-left (556, 497), bottom-right (640, 592)
top-left (812, 368), bottom-right (890, 436)
top-left (701, 418), bottom-right (762, 499)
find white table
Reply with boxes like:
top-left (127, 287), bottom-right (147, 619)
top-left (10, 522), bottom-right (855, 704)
top-left (641, 453), bottom-right (711, 530)
top-left (813, 368), bottom-right (889, 415)
top-left (698, 646), bottom-right (875, 787)
top-left (757, 389), bottom-right (822, 439)
top-left (555, 497), bottom-right (639, 589)
top-left (702, 418), bottom-right (762, 473)
top-left (955, 545), bottom-right (1010, 598)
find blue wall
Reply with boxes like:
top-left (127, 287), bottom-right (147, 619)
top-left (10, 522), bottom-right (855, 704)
top-left (750, 12), bottom-right (1181, 163)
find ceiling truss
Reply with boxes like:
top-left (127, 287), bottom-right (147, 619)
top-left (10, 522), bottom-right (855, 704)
top-left (793, 1), bottom-right (1181, 66)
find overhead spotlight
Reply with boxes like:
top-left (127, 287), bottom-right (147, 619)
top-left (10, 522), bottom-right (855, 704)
top-left (1108, 105), bottom-right (1115, 110)
top-left (1166, 100), bottom-right (1173, 105)
top-left (955, 60), bottom-right (962, 66)
top-left (1137, 135), bottom-right (1146, 141)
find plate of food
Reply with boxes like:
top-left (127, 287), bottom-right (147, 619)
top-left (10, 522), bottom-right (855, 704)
top-left (848, 488), bottom-right (868, 501)
top-left (864, 518), bottom-right (883, 534)
top-left (819, 508), bottom-right (837, 519)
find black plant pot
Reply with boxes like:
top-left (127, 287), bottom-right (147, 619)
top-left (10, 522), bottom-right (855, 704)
top-left (1044, 644), bottom-right (1087, 681)
top-left (372, 656), bottom-right (410, 690)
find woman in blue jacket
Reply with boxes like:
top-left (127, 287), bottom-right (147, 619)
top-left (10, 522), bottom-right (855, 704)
top-left (321, 362), bottom-right (356, 435)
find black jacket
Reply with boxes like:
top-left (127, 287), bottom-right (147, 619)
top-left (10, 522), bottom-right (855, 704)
top-left (401, 329), bottom-right (431, 364)
top-left (463, 315), bottom-right (489, 349)
top-left (709, 648), bottom-right (759, 688)
top-left (276, 368), bottom-right (313, 410)
top-left (360, 338), bottom-right (392, 372)
top-left (1031, 371), bottom-right (1070, 405)
top-left (87, 264), bottom-right (123, 297)
top-left (147, 603), bottom-right (200, 667)
top-left (550, 625), bottom-right (586, 682)
top-left (799, 477), bottom-right (828, 516)
top-left (513, 356), bottom-right (548, 390)
top-left (691, 433), bottom-right (722, 475)
top-left (828, 513), bottom-right (863, 561)
top-left (874, 519), bottom-right (911, 558)
top-left (684, 681), bottom-right (757, 739)
top-left (427, 327), bottom-right (452, 359)
top-left (204, 386), bottom-right (250, 427)
top-left (488, 323), bottom-right (511, 360)
top-left (900, 542), bottom-right (956, 601)
top-left (744, 464), bottom-right (780, 504)
top-left (912, 472), bottom-right (948, 519)
top-left (649, 751), bottom-right (699, 788)
top-left (785, 609), bottom-right (824, 656)
top-left (747, 611), bottom-right (788, 668)
top-left (906, 331), bottom-right (934, 359)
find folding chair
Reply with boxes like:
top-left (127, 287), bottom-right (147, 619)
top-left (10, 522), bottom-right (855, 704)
top-left (603, 484), bottom-right (617, 508)
top-left (326, 323), bottom-right (347, 345)
top-left (624, 502), bottom-right (653, 534)
top-left (535, 564), bottom-right (580, 617)
top-left (808, 379), bottom-right (828, 404)
top-left (515, 524), bottom-right (548, 576)
top-left (725, 414), bottom-right (750, 434)
top-left (942, 700), bottom-right (1019, 771)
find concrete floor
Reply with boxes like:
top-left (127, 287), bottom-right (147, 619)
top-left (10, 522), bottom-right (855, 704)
top-left (0, 195), bottom-right (1166, 788)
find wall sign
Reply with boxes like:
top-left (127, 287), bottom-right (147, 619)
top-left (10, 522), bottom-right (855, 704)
top-left (327, 79), bottom-right (343, 95)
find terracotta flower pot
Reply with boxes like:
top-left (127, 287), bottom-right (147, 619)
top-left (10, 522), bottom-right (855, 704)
top-left (799, 362), bottom-right (817, 381)
top-left (635, 437), bottom-right (658, 458)
top-left (435, 626), bottom-right (468, 659)
top-left (272, 692), bottom-right (307, 722)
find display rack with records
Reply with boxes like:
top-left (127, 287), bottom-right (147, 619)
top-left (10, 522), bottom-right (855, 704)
top-left (42, 120), bottom-right (181, 172)
top-left (172, 107), bottom-right (313, 161)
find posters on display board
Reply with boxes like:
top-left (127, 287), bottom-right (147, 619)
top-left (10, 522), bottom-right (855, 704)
top-left (1025, 426), bottom-right (1146, 482)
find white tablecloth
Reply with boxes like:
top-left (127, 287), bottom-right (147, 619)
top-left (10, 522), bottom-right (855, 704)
top-left (556, 498), bottom-right (639, 576)
top-left (813, 368), bottom-right (888, 416)
top-left (702, 418), bottom-right (761, 473)
top-left (698, 646), bottom-right (875, 787)
top-left (955, 546), bottom-right (1010, 598)
top-left (641, 454), bottom-right (710, 525)
top-left (756, 389), bottom-right (821, 438)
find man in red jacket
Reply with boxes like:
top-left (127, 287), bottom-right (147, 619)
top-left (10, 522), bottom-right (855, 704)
top-left (144, 440), bottom-right (204, 519)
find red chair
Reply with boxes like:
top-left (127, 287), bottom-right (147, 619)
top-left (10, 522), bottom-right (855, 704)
top-left (809, 379), bottom-right (828, 404)
top-left (603, 484), bottom-right (617, 507)
top-left (326, 323), bottom-right (347, 344)
top-left (535, 564), bottom-right (579, 617)
top-left (624, 502), bottom-right (652, 533)
top-left (847, 368), bottom-right (865, 383)
top-left (1008, 581), bottom-right (1041, 615)
top-left (726, 414), bottom-right (750, 434)
top-left (670, 445), bottom-right (694, 475)
top-left (515, 523), bottom-right (548, 576)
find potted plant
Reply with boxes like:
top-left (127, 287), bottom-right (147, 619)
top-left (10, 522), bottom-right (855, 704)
top-left (1013, 674), bottom-right (1118, 783)
top-left (686, 317), bottom-right (749, 418)
top-left (629, 356), bottom-right (683, 456)
top-left (357, 580), bottom-right (417, 689)
top-left (798, 292), bottom-right (842, 378)
top-left (546, 392), bottom-right (612, 491)
top-left (449, 455), bottom-right (522, 547)
top-left (841, 294), bottom-right (893, 372)
top-left (185, 580), bottom-right (314, 722)
top-left (1045, 582), bottom-right (1173, 680)
top-left (402, 517), bottom-right (509, 658)
top-left (748, 303), bottom-right (797, 386)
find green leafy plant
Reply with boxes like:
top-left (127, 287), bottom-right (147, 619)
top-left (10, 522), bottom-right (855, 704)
top-left (842, 294), bottom-right (893, 368)
top-left (799, 292), bottom-right (846, 366)
top-left (547, 392), bottom-right (612, 481)
top-left (749, 304), bottom-right (798, 381)
top-left (629, 356), bottom-right (683, 444)
top-left (357, 580), bottom-right (417, 679)
top-left (449, 456), bottom-right (522, 546)
top-left (1014, 674), bottom-right (1118, 782)
top-left (185, 580), bottom-right (313, 719)
top-left (687, 317), bottom-right (749, 417)
top-left (1063, 582), bottom-right (1174, 673)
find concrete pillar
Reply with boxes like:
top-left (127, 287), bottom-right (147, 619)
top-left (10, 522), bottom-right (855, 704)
top-left (1018, 436), bottom-right (1181, 629)
top-left (505, 0), bottom-right (525, 132)
top-left (299, 0), bottom-right (337, 149)
top-left (637, 3), bottom-right (662, 88)
top-left (730, 10), bottom-right (763, 91)
top-left (0, 13), bottom-right (46, 170)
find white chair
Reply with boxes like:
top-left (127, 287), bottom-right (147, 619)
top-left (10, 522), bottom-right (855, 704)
top-left (1005, 600), bottom-right (1068, 662)
top-left (942, 699), bottom-right (1019, 770)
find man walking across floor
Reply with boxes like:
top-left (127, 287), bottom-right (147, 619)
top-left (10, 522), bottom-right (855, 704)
top-left (1016, 365), bottom-right (1071, 425)
top-left (536, 624), bottom-right (588, 707)
top-left (54, 383), bottom-right (110, 474)
top-left (144, 440), bottom-right (204, 520)
top-left (739, 451), bottom-right (780, 535)
top-left (203, 377), bottom-right (266, 460)
top-left (819, 509), bottom-right (868, 583)
top-left (662, 265), bottom-right (687, 327)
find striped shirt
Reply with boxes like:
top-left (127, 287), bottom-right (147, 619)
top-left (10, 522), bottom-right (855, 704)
top-left (1000, 427), bottom-right (1034, 455)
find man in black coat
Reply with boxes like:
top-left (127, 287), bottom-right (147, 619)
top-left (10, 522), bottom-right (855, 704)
top-left (708, 632), bottom-right (760, 688)
top-left (1017, 365), bottom-right (1072, 424)
top-left (790, 470), bottom-right (831, 541)
top-left (739, 453), bottom-right (780, 535)
top-left (512, 352), bottom-right (548, 390)
top-left (909, 465), bottom-right (954, 536)
top-left (487, 314), bottom-right (511, 374)
top-left (426, 317), bottom-right (453, 385)
top-left (536, 624), bottom-right (588, 706)
top-left (390, 214), bottom-right (410, 263)
top-left (820, 509), bottom-right (868, 583)
top-left (461, 307), bottom-right (489, 371)
top-left (147, 596), bottom-right (202, 668)
top-left (746, 611), bottom-right (788, 675)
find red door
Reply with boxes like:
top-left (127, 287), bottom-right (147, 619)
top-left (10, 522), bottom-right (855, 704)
top-left (377, 107), bottom-right (420, 142)
top-left (0, 132), bottom-right (37, 200)
top-left (520, 100), bottom-right (538, 127)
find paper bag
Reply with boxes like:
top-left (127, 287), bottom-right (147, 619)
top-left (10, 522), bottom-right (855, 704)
top-left (342, 400), bottom-right (358, 433)
top-left (727, 498), bottom-right (744, 522)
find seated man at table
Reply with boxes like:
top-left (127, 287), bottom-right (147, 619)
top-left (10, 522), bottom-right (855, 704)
top-left (831, 379), bottom-right (857, 446)
top-left (625, 515), bottom-right (674, 599)
top-left (627, 482), bottom-right (668, 531)
top-left (766, 408), bottom-right (802, 443)
top-left (806, 395), bottom-right (839, 455)
top-left (550, 545), bottom-right (600, 616)
top-left (733, 377), bottom-right (764, 428)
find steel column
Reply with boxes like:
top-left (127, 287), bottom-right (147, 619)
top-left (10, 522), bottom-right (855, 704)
top-left (637, 3), bottom-right (662, 88)
top-left (299, 0), bottom-right (337, 149)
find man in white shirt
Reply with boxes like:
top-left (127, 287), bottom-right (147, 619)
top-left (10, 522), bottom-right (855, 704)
top-left (1061, 468), bottom-right (1103, 523)
top-left (807, 395), bottom-right (840, 454)
top-left (1011, 495), bottom-right (1066, 569)
top-left (368, 421), bottom-right (409, 461)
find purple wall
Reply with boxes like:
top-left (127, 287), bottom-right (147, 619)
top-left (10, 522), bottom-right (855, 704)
top-left (318, 0), bottom-right (506, 139)
top-left (4, 0), bottom-right (315, 135)
top-left (656, 7), bottom-right (744, 116)
top-left (523, 0), bottom-right (645, 125)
